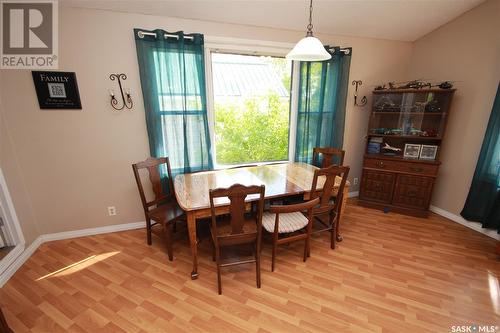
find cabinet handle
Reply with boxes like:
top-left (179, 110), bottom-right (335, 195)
top-left (410, 166), bottom-right (424, 172)
top-left (377, 161), bottom-right (385, 168)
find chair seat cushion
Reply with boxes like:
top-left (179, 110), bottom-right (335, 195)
top-left (148, 201), bottom-right (185, 224)
top-left (262, 211), bottom-right (309, 234)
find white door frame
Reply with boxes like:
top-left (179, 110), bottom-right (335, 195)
top-left (0, 167), bottom-right (26, 279)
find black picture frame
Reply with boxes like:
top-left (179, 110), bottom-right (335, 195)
top-left (32, 71), bottom-right (82, 109)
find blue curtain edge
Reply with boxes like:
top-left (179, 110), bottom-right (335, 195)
top-left (294, 46), bottom-right (352, 163)
top-left (460, 82), bottom-right (500, 232)
top-left (134, 27), bottom-right (213, 185)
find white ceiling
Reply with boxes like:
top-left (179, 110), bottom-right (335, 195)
top-left (61, 0), bottom-right (485, 42)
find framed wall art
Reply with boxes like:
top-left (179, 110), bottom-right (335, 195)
top-left (32, 71), bottom-right (82, 109)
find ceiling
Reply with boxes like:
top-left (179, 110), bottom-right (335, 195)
top-left (61, 0), bottom-right (485, 42)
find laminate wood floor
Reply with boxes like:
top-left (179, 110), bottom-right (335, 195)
top-left (1, 200), bottom-right (499, 333)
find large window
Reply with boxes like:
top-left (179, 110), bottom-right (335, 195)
top-left (209, 52), bottom-right (292, 166)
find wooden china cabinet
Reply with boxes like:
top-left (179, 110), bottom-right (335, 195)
top-left (358, 88), bottom-right (455, 217)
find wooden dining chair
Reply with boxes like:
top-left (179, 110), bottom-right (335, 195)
top-left (132, 157), bottom-right (185, 261)
top-left (262, 197), bottom-right (320, 272)
top-left (209, 184), bottom-right (265, 295)
top-left (309, 165), bottom-right (350, 250)
top-left (312, 147), bottom-right (346, 207)
top-left (313, 147), bottom-right (345, 167)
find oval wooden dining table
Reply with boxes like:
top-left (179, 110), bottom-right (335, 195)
top-left (174, 162), bottom-right (350, 279)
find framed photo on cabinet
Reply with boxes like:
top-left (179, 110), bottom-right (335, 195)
top-left (403, 144), bottom-right (421, 159)
top-left (420, 145), bottom-right (438, 160)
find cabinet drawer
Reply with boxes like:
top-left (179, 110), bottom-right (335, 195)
top-left (392, 175), bottom-right (434, 210)
top-left (360, 169), bottom-right (395, 204)
top-left (364, 158), bottom-right (439, 176)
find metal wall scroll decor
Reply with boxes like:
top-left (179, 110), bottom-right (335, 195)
top-left (352, 80), bottom-right (367, 107)
top-left (109, 73), bottom-right (133, 110)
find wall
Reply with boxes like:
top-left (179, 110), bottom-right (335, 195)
top-left (0, 83), bottom-right (40, 245)
top-left (0, 6), bottom-right (413, 245)
top-left (408, 0), bottom-right (500, 216)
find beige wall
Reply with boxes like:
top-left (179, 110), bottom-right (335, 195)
top-left (0, 83), bottom-right (41, 245)
top-left (407, 0), bottom-right (500, 215)
top-left (0, 6), bottom-right (414, 245)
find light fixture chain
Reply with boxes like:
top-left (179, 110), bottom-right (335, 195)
top-left (286, 0), bottom-right (331, 61)
top-left (306, 0), bottom-right (314, 36)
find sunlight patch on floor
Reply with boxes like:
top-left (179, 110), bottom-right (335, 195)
top-left (36, 251), bottom-right (119, 280)
top-left (488, 270), bottom-right (499, 315)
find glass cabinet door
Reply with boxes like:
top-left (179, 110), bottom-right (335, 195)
top-left (370, 91), bottom-right (452, 138)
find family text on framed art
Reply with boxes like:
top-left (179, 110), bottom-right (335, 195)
top-left (32, 71), bottom-right (82, 109)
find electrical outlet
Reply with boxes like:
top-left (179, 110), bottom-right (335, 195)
top-left (353, 177), bottom-right (359, 185)
top-left (107, 206), bottom-right (117, 216)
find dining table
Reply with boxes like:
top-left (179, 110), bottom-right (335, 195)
top-left (174, 162), bottom-right (350, 279)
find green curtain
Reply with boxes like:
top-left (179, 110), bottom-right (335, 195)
top-left (294, 46), bottom-right (351, 165)
top-left (461, 83), bottom-right (500, 233)
top-left (134, 29), bottom-right (213, 181)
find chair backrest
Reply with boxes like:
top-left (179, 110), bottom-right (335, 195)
top-left (132, 157), bottom-right (174, 212)
top-left (310, 165), bottom-right (350, 215)
top-left (209, 184), bottom-right (265, 241)
top-left (313, 147), bottom-right (345, 167)
top-left (269, 197), bottom-right (320, 214)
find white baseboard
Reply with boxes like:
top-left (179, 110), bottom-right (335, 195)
top-left (348, 191), bottom-right (359, 198)
top-left (41, 221), bottom-right (146, 242)
top-left (430, 205), bottom-right (500, 241)
top-left (0, 221), bottom-right (145, 287)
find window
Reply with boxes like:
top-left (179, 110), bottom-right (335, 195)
top-left (153, 50), bottom-right (210, 172)
top-left (209, 52), bottom-right (293, 166)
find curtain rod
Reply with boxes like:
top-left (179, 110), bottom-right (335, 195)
top-left (327, 47), bottom-right (350, 55)
top-left (137, 31), bottom-right (195, 40)
top-left (137, 30), bottom-right (350, 54)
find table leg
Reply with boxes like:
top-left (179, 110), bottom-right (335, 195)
top-left (336, 186), bottom-right (349, 242)
top-left (186, 212), bottom-right (198, 280)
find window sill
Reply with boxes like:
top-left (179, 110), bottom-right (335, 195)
top-left (214, 160), bottom-right (290, 170)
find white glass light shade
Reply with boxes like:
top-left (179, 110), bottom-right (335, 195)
top-left (286, 36), bottom-right (331, 61)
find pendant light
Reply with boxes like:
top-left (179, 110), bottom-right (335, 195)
top-left (286, 0), bottom-right (331, 61)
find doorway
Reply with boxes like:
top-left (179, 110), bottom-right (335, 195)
top-left (0, 168), bottom-right (25, 285)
